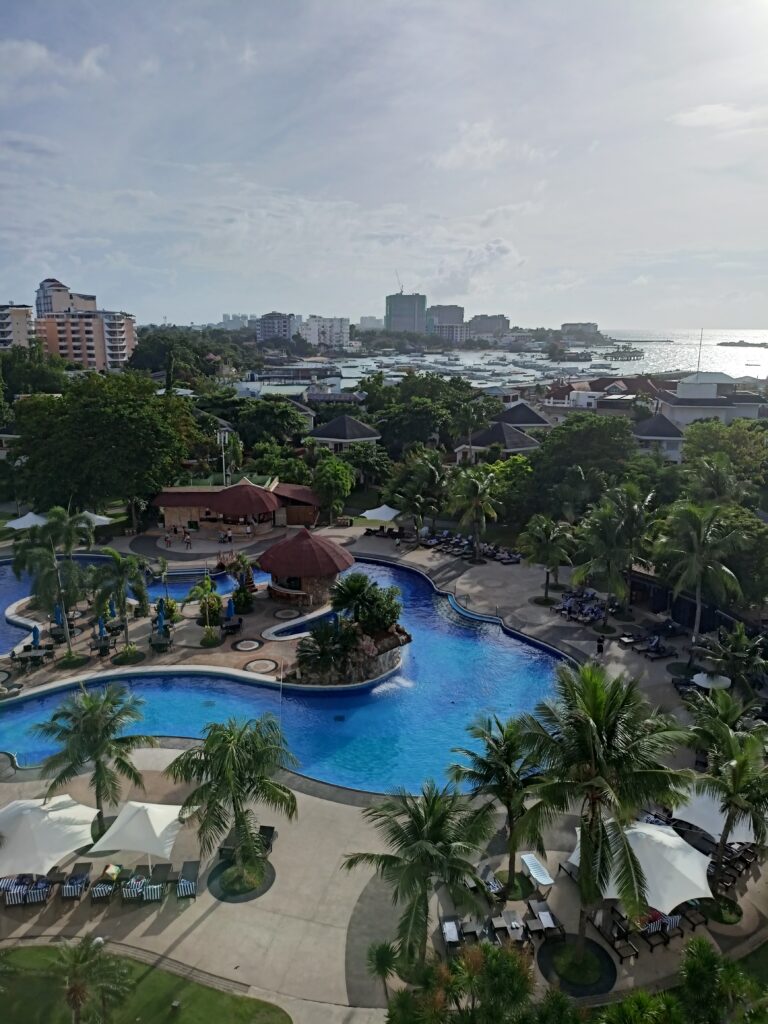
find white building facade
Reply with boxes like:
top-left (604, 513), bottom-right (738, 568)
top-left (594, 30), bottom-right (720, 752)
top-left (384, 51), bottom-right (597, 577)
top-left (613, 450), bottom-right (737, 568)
top-left (301, 316), bottom-right (350, 349)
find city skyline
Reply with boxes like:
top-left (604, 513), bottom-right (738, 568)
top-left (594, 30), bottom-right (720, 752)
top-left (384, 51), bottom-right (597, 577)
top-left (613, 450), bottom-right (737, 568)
top-left (1, 1), bottom-right (767, 327)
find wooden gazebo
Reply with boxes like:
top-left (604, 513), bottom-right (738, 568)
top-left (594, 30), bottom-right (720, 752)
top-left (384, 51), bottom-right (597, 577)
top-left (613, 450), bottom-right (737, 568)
top-left (258, 528), bottom-right (354, 607)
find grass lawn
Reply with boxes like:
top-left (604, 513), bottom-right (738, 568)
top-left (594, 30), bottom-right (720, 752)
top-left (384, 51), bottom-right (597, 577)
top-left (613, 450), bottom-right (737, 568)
top-left (2, 946), bottom-right (291, 1024)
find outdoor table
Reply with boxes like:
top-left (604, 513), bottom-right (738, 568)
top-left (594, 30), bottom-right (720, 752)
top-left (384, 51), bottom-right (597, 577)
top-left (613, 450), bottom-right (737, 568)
top-left (17, 650), bottom-right (47, 664)
top-left (441, 919), bottom-right (460, 945)
top-left (520, 852), bottom-right (554, 891)
top-left (692, 672), bottom-right (731, 691)
top-left (460, 917), bottom-right (483, 940)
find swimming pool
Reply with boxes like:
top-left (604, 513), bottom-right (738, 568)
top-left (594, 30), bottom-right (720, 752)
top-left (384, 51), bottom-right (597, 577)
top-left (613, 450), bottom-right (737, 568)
top-left (0, 561), bottom-right (561, 792)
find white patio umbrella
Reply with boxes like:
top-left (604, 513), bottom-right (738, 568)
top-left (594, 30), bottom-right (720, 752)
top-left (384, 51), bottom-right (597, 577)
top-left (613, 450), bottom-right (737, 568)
top-left (675, 790), bottom-right (756, 844)
top-left (6, 511), bottom-right (48, 531)
top-left (89, 800), bottom-right (183, 869)
top-left (81, 511), bottom-right (114, 527)
top-left (0, 796), bottom-right (97, 876)
top-left (567, 821), bottom-right (711, 913)
top-left (360, 504), bottom-right (401, 522)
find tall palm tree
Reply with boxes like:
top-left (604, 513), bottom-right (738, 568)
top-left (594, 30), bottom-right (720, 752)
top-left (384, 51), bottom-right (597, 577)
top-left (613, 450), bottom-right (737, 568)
top-left (453, 403), bottom-right (488, 464)
top-left (182, 572), bottom-right (220, 629)
top-left (686, 689), bottom-right (765, 766)
top-left (94, 548), bottom-right (147, 645)
top-left (573, 500), bottom-right (631, 625)
top-left (51, 936), bottom-right (131, 1024)
top-left (366, 940), bottom-right (399, 1003)
top-left (393, 483), bottom-right (436, 535)
top-left (695, 622), bottom-right (767, 697)
top-left (517, 515), bottom-right (573, 600)
top-left (520, 663), bottom-right (692, 947)
top-left (166, 716), bottom-right (297, 881)
top-left (450, 715), bottom-right (543, 883)
top-left (449, 466), bottom-right (500, 561)
top-left (605, 482), bottom-right (654, 573)
top-left (654, 502), bottom-right (745, 650)
top-left (331, 572), bottom-right (375, 622)
top-left (685, 454), bottom-right (746, 505)
top-left (678, 935), bottom-right (759, 1024)
top-left (33, 684), bottom-right (156, 836)
top-left (700, 732), bottom-right (768, 878)
top-left (413, 449), bottom-right (449, 528)
top-left (343, 781), bottom-right (495, 966)
top-left (43, 506), bottom-right (95, 558)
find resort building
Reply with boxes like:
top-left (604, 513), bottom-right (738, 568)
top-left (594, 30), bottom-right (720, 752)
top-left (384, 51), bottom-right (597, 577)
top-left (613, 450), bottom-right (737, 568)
top-left (491, 401), bottom-right (552, 433)
top-left (385, 292), bottom-right (427, 334)
top-left (454, 421), bottom-right (540, 463)
top-left (0, 304), bottom-right (34, 349)
top-left (308, 414), bottom-right (380, 452)
top-left (467, 313), bottom-right (509, 337)
top-left (655, 372), bottom-right (766, 428)
top-left (35, 278), bottom-right (96, 315)
top-left (632, 413), bottom-right (684, 463)
top-left (33, 278), bottom-right (136, 370)
top-left (152, 477), bottom-right (320, 533)
top-left (258, 526), bottom-right (354, 607)
top-left (301, 316), bottom-right (350, 349)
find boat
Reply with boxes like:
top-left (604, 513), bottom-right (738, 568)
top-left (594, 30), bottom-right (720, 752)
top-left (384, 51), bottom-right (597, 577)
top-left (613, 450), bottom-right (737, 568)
top-left (607, 344), bottom-right (644, 361)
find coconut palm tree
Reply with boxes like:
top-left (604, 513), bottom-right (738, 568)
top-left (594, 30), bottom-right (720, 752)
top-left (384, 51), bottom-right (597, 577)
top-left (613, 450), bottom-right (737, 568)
top-left (572, 500), bottom-right (631, 625)
top-left (392, 483), bottom-right (436, 535)
top-left (331, 572), bottom-right (375, 622)
top-left (43, 506), bottom-right (95, 558)
top-left (685, 454), bottom-right (747, 505)
top-left (412, 448), bottom-right (449, 528)
top-left (449, 466), bottom-right (500, 561)
top-left (517, 515), bottom-right (573, 600)
top-left (94, 548), bottom-right (147, 646)
top-left (700, 732), bottom-right (768, 879)
top-left (33, 684), bottom-right (157, 836)
top-left (343, 781), bottom-right (495, 966)
top-left (678, 935), bottom-right (760, 1024)
top-left (166, 716), bottom-right (297, 882)
top-left (654, 502), bottom-right (745, 651)
top-left (453, 403), bottom-right (488, 464)
top-left (695, 622), bottom-right (767, 697)
top-left (450, 715), bottom-right (544, 884)
top-left (605, 482), bottom-right (655, 573)
top-left (520, 663), bottom-right (692, 947)
top-left (51, 936), bottom-right (131, 1024)
top-left (366, 940), bottom-right (399, 1003)
top-left (686, 689), bottom-right (765, 766)
top-left (182, 572), bottom-right (220, 629)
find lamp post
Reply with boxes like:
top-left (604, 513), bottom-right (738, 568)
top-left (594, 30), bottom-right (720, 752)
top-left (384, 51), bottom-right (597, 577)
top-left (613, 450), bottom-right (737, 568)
top-left (216, 429), bottom-right (228, 487)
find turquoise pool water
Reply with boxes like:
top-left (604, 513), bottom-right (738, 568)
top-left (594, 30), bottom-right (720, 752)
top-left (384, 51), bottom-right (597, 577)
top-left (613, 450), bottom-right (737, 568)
top-left (0, 562), bottom-right (560, 792)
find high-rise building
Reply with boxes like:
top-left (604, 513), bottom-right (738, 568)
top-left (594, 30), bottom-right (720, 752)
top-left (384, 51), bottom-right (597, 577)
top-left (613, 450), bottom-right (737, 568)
top-left (34, 278), bottom-right (136, 369)
top-left (434, 323), bottom-right (469, 345)
top-left (427, 304), bottom-right (464, 327)
top-left (385, 292), bottom-right (427, 334)
top-left (302, 316), bottom-right (350, 349)
top-left (0, 304), bottom-right (34, 349)
top-left (468, 314), bottom-right (510, 337)
top-left (358, 316), bottom-right (384, 331)
top-left (257, 312), bottom-right (301, 342)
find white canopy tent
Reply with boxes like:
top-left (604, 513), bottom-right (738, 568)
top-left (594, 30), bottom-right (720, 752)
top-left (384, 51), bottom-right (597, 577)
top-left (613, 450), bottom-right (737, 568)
top-left (90, 801), bottom-right (183, 869)
top-left (567, 821), bottom-right (712, 914)
top-left (360, 504), bottom-right (401, 522)
top-left (675, 790), bottom-right (757, 844)
top-left (6, 512), bottom-right (48, 531)
top-left (0, 796), bottom-right (97, 876)
top-left (81, 511), bottom-right (114, 527)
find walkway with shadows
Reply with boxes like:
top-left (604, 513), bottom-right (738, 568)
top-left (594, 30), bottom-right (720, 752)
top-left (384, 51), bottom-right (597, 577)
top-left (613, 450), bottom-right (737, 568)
top-left (345, 873), bottom-right (400, 1008)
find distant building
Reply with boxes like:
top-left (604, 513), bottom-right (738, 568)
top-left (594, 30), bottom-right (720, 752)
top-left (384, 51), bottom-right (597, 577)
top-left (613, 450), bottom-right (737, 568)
top-left (358, 316), bottom-right (384, 331)
top-left (221, 314), bottom-right (254, 330)
top-left (454, 422), bottom-right (540, 464)
top-left (561, 322), bottom-right (599, 335)
top-left (427, 304), bottom-right (464, 329)
top-left (468, 314), bottom-right (509, 338)
top-left (34, 278), bottom-right (136, 370)
top-left (633, 413), bottom-right (684, 463)
top-left (301, 315), bottom-right (350, 349)
top-left (491, 401), bottom-right (552, 432)
top-left (257, 311), bottom-right (301, 342)
top-left (308, 414), bottom-right (380, 452)
top-left (656, 372), bottom-right (766, 428)
top-left (433, 323), bottom-right (469, 345)
top-left (385, 293), bottom-right (427, 334)
top-left (0, 304), bottom-right (34, 349)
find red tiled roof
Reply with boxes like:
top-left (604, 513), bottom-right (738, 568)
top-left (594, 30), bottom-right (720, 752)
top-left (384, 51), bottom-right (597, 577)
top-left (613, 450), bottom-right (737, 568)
top-left (271, 483), bottom-right (320, 506)
top-left (258, 528), bottom-right (354, 578)
top-left (154, 478), bottom-right (280, 516)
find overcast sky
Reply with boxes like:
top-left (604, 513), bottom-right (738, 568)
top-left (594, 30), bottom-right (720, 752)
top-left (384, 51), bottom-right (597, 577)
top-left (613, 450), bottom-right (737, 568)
top-left (2, 0), bottom-right (767, 327)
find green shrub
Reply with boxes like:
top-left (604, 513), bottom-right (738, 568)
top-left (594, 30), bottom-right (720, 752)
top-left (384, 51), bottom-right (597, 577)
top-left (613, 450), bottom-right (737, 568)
top-left (233, 586), bottom-right (254, 614)
top-left (200, 592), bottom-right (223, 623)
top-left (200, 625), bottom-right (223, 648)
top-left (359, 585), bottom-right (402, 634)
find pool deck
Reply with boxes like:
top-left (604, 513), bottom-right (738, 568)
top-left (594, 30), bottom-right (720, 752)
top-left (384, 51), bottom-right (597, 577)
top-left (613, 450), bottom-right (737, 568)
top-left (1, 524), bottom-right (767, 1019)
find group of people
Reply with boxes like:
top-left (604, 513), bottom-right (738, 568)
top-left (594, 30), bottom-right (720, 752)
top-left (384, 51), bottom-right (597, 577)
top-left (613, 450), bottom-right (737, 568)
top-left (551, 589), bottom-right (613, 624)
top-left (163, 525), bottom-right (192, 550)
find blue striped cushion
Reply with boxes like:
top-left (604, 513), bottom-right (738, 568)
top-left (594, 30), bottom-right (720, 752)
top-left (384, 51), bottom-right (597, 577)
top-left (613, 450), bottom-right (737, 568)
top-left (644, 919), bottom-right (663, 934)
top-left (61, 882), bottom-right (84, 898)
top-left (176, 878), bottom-right (196, 898)
top-left (91, 883), bottom-right (114, 899)
top-left (143, 884), bottom-right (164, 901)
top-left (0, 876), bottom-right (16, 891)
top-left (26, 885), bottom-right (51, 904)
top-left (5, 885), bottom-right (27, 906)
top-left (663, 914), bottom-right (681, 930)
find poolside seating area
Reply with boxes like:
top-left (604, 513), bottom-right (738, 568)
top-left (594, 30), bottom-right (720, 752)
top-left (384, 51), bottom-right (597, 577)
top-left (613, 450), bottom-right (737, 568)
top-left (421, 529), bottom-right (522, 563)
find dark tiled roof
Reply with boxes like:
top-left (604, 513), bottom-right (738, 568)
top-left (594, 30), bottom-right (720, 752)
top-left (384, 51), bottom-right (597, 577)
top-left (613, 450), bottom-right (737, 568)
top-left (271, 483), bottom-right (320, 505)
top-left (491, 403), bottom-right (551, 428)
top-left (458, 422), bottom-right (540, 451)
top-left (308, 415), bottom-right (379, 440)
top-left (307, 390), bottom-right (367, 404)
top-left (659, 390), bottom-right (763, 407)
top-left (633, 413), bottom-right (683, 439)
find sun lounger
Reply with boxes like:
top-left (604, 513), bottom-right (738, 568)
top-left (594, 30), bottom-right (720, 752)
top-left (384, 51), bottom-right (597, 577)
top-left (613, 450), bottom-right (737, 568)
top-left (479, 864), bottom-right (505, 901)
top-left (557, 860), bottom-right (580, 883)
top-left (4, 877), bottom-right (31, 907)
top-left (520, 853), bottom-right (554, 892)
top-left (680, 902), bottom-right (707, 930)
top-left (25, 879), bottom-right (53, 905)
top-left (143, 863), bottom-right (172, 903)
top-left (174, 860), bottom-right (200, 900)
top-left (645, 644), bottom-right (676, 661)
top-left (121, 865), bottom-right (149, 903)
top-left (588, 909), bottom-right (638, 963)
top-left (440, 915), bottom-right (462, 950)
top-left (61, 862), bottom-right (92, 901)
top-left (618, 632), bottom-right (647, 647)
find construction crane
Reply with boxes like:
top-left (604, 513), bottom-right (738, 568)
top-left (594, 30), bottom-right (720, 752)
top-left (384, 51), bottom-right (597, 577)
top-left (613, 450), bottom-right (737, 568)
top-left (395, 270), bottom-right (404, 294)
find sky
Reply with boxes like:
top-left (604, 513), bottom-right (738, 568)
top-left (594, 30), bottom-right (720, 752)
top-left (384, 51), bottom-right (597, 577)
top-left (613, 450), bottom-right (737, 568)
top-left (1, 0), bottom-right (768, 327)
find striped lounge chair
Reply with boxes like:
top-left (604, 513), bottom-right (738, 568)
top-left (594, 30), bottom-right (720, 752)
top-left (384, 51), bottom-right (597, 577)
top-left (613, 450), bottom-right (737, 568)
top-left (121, 866), bottom-right (149, 904)
top-left (25, 880), bottom-right (53, 905)
top-left (174, 861), bottom-right (200, 901)
top-left (4, 878), bottom-right (31, 907)
top-left (143, 864), bottom-right (172, 904)
top-left (639, 917), bottom-right (668, 951)
top-left (61, 862), bottom-right (93, 902)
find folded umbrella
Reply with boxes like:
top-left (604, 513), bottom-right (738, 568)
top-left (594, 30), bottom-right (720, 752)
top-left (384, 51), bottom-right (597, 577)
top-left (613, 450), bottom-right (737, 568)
top-left (97, 616), bottom-right (106, 638)
top-left (226, 597), bottom-right (235, 620)
top-left (108, 597), bottom-right (117, 619)
top-left (31, 625), bottom-right (40, 648)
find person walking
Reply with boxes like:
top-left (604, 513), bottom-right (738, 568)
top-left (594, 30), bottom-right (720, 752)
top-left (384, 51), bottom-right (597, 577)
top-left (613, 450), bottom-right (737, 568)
top-left (183, 531), bottom-right (192, 550)
top-left (245, 522), bottom-right (252, 539)
top-left (595, 636), bottom-right (605, 658)
top-left (227, 527), bottom-right (233, 545)
top-left (164, 533), bottom-right (171, 549)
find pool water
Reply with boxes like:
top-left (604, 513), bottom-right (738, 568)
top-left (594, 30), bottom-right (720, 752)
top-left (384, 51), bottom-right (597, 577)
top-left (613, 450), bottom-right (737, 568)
top-left (143, 570), bottom-right (245, 602)
top-left (0, 562), bottom-right (560, 792)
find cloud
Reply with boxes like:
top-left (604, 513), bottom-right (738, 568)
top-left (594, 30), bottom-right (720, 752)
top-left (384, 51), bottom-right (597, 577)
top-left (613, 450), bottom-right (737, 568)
top-left (0, 131), bottom-right (61, 161)
top-left (433, 120), bottom-right (509, 170)
top-left (670, 103), bottom-right (766, 131)
top-left (0, 39), bottom-right (108, 103)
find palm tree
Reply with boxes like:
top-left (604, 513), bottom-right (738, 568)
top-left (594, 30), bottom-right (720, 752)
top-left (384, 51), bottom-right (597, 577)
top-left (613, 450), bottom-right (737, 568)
top-left (450, 715), bottom-right (543, 884)
top-left (678, 935), bottom-right (759, 1024)
top-left (517, 515), bottom-right (573, 600)
top-left (595, 990), bottom-right (685, 1024)
top-left (412, 449), bottom-right (449, 528)
top-left (393, 483), bottom-right (436, 535)
top-left (366, 940), bottom-right (399, 1003)
top-left (654, 502), bottom-right (745, 651)
top-left (686, 689), bottom-right (765, 767)
top-left (685, 454), bottom-right (746, 505)
top-left (43, 506), bottom-right (95, 558)
top-left (700, 732), bottom-right (768, 879)
top-left (51, 936), bottom-right (131, 1024)
top-left (331, 572), bottom-right (375, 622)
top-left (453, 403), bottom-right (488, 464)
top-left (606, 482), bottom-right (654, 573)
top-left (695, 622), bottom-right (767, 697)
top-left (166, 716), bottom-right (297, 882)
top-left (449, 466), bottom-right (500, 561)
top-left (94, 548), bottom-right (147, 645)
top-left (343, 781), bottom-right (495, 966)
top-left (520, 663), bottom-right (692, 947)
top-left (573, 500), bottom-right (631, 625)
top-left (182, 571), bottom-right (220, 629)
top-left (297, 621), bottom-right (342, 679)
top-left (33, 684), bottom-right (157, 836)
top-left (157, 555), bottom-right (170, 601)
